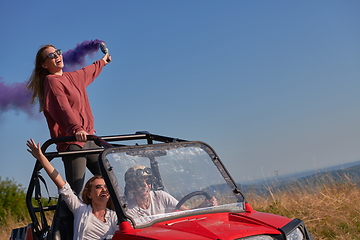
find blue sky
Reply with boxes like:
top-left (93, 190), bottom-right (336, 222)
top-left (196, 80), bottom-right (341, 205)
top-left (0, 1), bottom-right (359, 192)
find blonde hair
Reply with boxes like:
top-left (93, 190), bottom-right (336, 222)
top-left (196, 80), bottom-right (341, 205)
top-left (82, 175), bottom-right (115, 210)
top-left (26, 44), bottom-right (54, 112)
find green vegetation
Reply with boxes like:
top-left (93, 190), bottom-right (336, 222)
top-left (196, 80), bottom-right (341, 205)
top-left (0, 178), bottom-right (57, 239)
top-left (0, 177), bottom-right (28, 225)
top-left (0, 177), bottom-right (30, 239)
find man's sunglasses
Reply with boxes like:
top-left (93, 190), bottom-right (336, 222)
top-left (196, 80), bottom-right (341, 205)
top-left (43, 49), bottom-right (62, 61)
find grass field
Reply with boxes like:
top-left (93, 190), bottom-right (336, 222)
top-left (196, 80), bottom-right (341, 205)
top-left (246, 173), bottom-right (360, 239)
top-left (1, 173), bottom-right (359, 239)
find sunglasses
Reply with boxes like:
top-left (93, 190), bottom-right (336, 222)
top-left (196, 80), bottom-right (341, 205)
top-left (131, 177), bottom-right (152, 188)
top-left (135, 167), bottom-right (152, 177)
top-left (43, 49), bottom-right (62, 61)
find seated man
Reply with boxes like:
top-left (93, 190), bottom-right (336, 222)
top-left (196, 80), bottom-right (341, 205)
top-left (124, 165), bottom-right (216, 223)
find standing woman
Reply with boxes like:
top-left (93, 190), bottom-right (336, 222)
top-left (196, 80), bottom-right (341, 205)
top-left (27, 44), bottom-right (111, 195)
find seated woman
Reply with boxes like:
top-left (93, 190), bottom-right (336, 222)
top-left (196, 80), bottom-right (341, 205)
top-left (26, 139), bottom-right (118, 240)
top-left (123, 165), bottom-right (217, 224)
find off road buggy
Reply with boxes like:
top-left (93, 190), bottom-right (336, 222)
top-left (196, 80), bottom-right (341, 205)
top-left (10, 131), bottom-right (313, 240)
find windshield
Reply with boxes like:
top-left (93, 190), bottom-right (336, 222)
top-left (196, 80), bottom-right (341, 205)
top-left (102, 141), bottom-right (244, 227)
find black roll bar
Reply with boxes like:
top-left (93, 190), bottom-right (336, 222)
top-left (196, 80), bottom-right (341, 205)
top-left (25, 131), bottom-right (186, 237)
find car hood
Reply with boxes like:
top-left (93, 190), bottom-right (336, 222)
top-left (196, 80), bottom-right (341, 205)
top-left (118, 211), bottom-right (292, 239)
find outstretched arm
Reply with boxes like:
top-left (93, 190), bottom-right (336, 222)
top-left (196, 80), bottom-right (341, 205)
top-left (26, 139), bottom-right (66, 190)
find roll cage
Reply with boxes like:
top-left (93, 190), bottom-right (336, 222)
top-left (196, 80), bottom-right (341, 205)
top-left (26, 131), bottom-right (242, 239)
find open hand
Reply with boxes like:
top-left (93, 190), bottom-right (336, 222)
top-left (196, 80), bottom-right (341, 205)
top-left (26, 139), bottom-right (43, 159)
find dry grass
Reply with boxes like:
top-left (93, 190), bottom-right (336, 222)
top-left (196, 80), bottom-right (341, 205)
top-left (247, 174), bottom-right (360, 239)
top-left (1, 173), bottom-right (359, 239)
top-left (1, 211), bottom-right (53, 240)
top-left (0, 214), bottom-right (30, 240)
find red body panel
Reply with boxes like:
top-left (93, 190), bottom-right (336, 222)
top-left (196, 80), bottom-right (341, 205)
top-left (112, 211), bottom-right (291, 240)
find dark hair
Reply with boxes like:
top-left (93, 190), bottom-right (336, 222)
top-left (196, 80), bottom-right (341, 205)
top-left (81, 175), bottom-right (115, 210)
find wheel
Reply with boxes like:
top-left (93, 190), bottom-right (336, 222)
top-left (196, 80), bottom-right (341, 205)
top-left (175, 191), bottom-right (212, 210)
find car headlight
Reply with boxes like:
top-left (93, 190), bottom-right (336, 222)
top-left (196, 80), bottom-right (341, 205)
top-left (237, 235), bottom-right (274, 240)
top-left (235, 226), bottom-right (305, 240)
top-left (286, 227), bottom-right (304, 240)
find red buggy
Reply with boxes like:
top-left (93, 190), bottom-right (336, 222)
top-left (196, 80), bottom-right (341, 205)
top-left (10, 132), bottom-right (313, 240)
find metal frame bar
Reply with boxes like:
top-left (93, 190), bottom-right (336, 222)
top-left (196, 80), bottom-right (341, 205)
top-left (25, 131), bottom-right (186, 238)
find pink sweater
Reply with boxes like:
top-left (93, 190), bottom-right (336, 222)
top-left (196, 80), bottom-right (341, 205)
top-left (43, 60), bottom-right (106, 152)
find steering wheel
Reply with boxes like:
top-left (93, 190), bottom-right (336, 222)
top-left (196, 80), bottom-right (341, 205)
top-left (175, 191), bottom-right (212, 210)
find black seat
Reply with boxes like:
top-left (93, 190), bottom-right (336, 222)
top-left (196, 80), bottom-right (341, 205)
top-left (51, 195), bottom-right (74, 240)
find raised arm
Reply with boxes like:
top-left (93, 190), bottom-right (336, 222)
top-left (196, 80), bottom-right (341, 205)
top-left (26, 139), bottom-right (66, 190)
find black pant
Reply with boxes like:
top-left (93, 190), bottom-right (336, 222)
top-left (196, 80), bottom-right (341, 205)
top-left (62, 141), bottom-right (101, 195)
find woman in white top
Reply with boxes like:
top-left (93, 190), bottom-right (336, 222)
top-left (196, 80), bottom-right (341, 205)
top-left (26, 139), bottom-right (118, 240)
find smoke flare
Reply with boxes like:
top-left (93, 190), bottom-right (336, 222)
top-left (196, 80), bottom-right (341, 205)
top-left (0, 39), bottom-right (104, 119)
top-left (63, 39), bottom-right (104, 71)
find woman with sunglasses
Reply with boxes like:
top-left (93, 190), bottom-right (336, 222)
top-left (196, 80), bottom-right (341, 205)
top-left (124, 165), bottom-right (179, 224)
top-left (27, 44), bottom-right (111, 195)
top-left (26, 138), bottom-right (117, 240)
top-left (124, 165), bottom-right (218, 225)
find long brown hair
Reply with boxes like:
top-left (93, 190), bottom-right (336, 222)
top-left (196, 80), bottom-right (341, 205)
top-left (26, 44), bottom-right (54, 112)
top-left (82, 175), bottom-right (115, 210)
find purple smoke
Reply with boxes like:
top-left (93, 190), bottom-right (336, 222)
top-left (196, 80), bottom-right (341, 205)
top-left (0, 79), bottom-right (39, 118)
top-left (0, 39), bottom-right (104, 118)
top-left (63, 39), bottom-right (104, 72)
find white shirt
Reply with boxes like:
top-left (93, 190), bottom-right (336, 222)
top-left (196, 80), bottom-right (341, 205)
top-left (59, 182), bottom-right (118, 240)
top-left (126, 190), bottom-right (178, 224)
